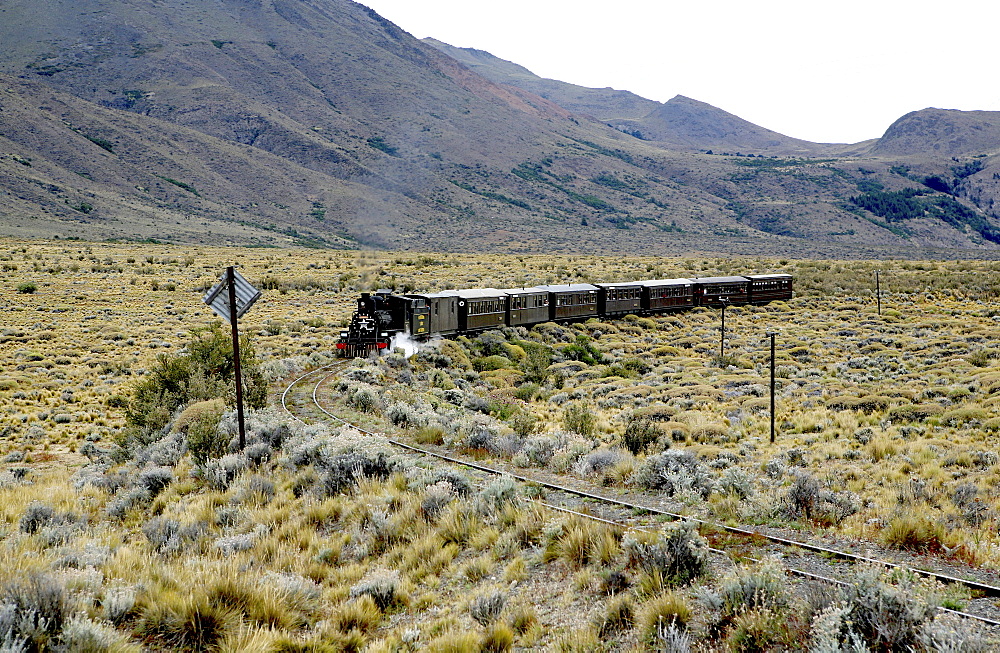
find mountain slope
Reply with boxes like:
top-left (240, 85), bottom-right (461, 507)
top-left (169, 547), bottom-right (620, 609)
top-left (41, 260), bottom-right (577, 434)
top-left (0, 0), bottom-right (999, 255)
top-left (422, 38), bottom-right (660, 123)
top-left (873, 108), bottom-right (1000, 158)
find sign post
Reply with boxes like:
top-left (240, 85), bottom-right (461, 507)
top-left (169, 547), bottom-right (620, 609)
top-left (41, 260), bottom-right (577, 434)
top-left (202, 266), bottom-right (261, 450)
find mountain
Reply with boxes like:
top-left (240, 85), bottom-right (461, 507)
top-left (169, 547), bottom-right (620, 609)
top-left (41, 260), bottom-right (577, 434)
top-left (424, 40), bottom-right (874, 157)
top-left (421, 39), bottom-right (660, 126)
top-left (1, 0), bottom-right (999, 256)
top-left (873, 108), bottom-right (1000, 158)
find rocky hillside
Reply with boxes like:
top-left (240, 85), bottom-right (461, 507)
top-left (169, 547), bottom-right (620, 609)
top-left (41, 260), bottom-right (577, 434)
top-left (0, 0), bottom-right (999, 256)
top-left (873, 109), bottom-right (1000, 158)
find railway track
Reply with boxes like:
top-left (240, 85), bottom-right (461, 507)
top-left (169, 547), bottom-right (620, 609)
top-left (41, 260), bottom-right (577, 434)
top-left (280, 362), bottom-right (1000, 630)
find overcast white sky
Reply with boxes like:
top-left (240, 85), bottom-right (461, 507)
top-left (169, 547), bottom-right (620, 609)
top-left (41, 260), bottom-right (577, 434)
top-left (359, 0), bottom-right (998, 144)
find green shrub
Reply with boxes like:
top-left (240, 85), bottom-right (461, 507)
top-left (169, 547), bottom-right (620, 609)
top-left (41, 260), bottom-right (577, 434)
top-left (473, 355), bottom-right (514, 372)
top-left (183, 401), bottom-right (227, 465)
top-left (125, 324), bottom-right (266, 437)
top-left (16, 281), bottom-right (37, 294)
top-left (561, 335), bottom-right (603, 365)
top-left (518, 340), bottom-right (553, 383)
top-left (887, 403), bottom-right (943, 422)
top-left (563, 403), bottom-right (596, 437)
top-left (513, 382), bottom-right (540, 401)
top-left (509, 411), bottom-right (538, 438)
top-left (622, 417), bottom-right (662, 455)
top-left (940, 407), bottom-right (987, 427)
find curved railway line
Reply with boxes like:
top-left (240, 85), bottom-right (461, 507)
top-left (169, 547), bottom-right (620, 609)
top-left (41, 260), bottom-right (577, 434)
top-left (280, 362), bottom-right (1000, 631)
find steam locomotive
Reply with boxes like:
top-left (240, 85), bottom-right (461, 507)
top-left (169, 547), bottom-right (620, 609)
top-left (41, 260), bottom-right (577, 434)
top-left (336, 274), bottom-right (792, 357)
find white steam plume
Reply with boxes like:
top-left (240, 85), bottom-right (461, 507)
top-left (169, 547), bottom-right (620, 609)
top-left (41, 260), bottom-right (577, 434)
top-left (390, 332), bottom-right (420, 358)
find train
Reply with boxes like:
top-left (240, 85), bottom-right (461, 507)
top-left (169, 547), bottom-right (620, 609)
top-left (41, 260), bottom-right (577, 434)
top-left (336, 273), bottom-right (792, 357)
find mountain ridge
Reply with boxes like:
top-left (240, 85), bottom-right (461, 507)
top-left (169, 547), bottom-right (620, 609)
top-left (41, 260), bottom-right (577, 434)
top-left (423, 39), bottom-right (876, 157)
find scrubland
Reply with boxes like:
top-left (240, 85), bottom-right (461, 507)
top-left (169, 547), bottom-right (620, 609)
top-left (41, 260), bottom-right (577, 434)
top-left (1, 239), bottom-right (999, 650)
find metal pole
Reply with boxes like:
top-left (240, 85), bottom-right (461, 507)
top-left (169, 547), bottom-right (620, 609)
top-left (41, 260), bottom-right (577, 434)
top-left (876, 270), bottom-right (881, 316)
top-left (227, 266), bottom-right (246, 450)
top-left (769, 332), bottom-right (776, 444)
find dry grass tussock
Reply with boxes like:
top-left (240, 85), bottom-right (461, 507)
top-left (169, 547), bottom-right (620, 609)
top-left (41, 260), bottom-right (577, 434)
top-left (1, 241), bottom-right (999, 648)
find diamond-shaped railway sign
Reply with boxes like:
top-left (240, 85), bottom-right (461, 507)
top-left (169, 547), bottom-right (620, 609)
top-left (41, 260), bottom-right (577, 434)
top-left (202, 268), bottom-right (261, 323)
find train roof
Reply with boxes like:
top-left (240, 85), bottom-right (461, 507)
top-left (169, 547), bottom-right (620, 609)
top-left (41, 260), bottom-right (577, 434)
top-left (745, 273), bottom-right (792, 280)
top-left (453, 288), bottom-right (507, 299)
top-left (691, 276), bottom-right (750, 284)
top-left (499, 287), bottom-right (548, 296)
top-left (594, 281), bottom-right (645, 289)
top-left (639, 278), bottom-right (694, 287)
top-left (532, 283), bottom-right (600, 293)
top-left (406, 291), bottom-right (459, 300)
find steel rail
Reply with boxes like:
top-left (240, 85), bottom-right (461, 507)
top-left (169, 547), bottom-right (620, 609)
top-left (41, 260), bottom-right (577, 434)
top-left (279, 367), bottom-right (1000, 627)
top-left (280, 362), bottom-right (346, 422)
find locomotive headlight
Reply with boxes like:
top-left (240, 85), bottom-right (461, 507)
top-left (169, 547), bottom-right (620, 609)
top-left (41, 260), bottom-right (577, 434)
top-left (340, 331), bottom-right (348, 338)
top-left (380, 332), bottom-right (389, 337)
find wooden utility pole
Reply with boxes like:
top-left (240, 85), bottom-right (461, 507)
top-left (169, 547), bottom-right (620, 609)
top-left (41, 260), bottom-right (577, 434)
top-left (876, 270), bottom-right (881, 316)
top-left (768, 331), bottom-right (776, 444)
top-left (719, 300), bottom-right (727, 362)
